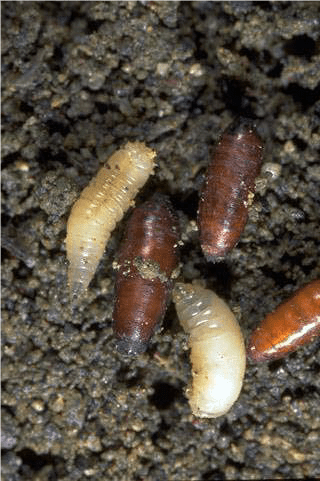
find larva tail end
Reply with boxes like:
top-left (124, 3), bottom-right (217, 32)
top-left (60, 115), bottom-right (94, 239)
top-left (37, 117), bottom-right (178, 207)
top-left (115, 336), bottom-right (147, 356)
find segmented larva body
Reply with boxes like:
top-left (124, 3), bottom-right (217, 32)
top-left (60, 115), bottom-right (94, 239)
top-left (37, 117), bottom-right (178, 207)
top-left (197, 119), bottom-right (263, 261)
top-left (173, 283), bottom-right (246, 418)
top-left (247, 279), bottom-right (320, 362)
top-left (66, 142), bottom-right (156, 298)
top-left (113, 194), bottom-right (180, 355)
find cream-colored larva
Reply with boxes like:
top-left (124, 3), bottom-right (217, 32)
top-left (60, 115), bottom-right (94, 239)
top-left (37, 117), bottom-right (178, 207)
top-left (173, 283), bottom-right (246, 418)
top-left (66, 142), bottom-right (156, 299)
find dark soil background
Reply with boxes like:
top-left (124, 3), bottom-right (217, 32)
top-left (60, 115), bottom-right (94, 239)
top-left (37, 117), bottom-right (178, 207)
top-left (2, 2), bottom-right (320, 480)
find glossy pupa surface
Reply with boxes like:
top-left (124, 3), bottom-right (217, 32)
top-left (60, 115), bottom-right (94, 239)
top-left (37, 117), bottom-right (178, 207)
top-left (112, 194), bottom-right (180, 355)
top-left (173, 283), bottom-right (246, 418)
top-left (66, 142), bottom-right (156, 299)
top-left (197, 119), bottom-right (263, 261)
top-left (247, 279), bottom-right (320, 362)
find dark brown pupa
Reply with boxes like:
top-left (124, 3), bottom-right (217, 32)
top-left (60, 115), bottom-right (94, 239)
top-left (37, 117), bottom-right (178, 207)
top-left (247, 279), bottom-right (320, 362)
top-left (112, 194), bottom-right (180, 355)
top-left (197, 119), bottom-right (264, 261)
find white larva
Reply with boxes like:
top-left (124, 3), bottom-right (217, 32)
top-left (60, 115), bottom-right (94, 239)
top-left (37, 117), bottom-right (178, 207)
top-left (66, 141), bottom-right (156, 299)
top-left (173, 283), bottom-right (246, 418)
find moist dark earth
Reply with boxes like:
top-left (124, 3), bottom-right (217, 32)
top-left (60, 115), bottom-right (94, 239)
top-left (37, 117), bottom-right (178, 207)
top-left (2, 2), bottom-right (320, 480)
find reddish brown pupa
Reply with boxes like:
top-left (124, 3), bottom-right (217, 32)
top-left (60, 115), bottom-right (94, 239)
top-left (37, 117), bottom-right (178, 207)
top-left (197, 119), bottom-right (264, 261)
top-left (247, 279), bottom-right (320, 362)
top-left (112, 194), bottom-right (180, 355)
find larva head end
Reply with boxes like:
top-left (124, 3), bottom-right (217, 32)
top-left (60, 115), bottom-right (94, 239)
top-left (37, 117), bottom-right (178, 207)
top-left (172, 282), bottom-right (190, 303)
top-left (69, 281), bottom-right (86, 305)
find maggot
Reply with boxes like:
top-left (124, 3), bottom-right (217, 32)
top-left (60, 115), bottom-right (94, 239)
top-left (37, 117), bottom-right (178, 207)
top-left (66, 141), bottom-right (156, 299)
top-left (197, 119), bottom-right (264, 261)
top-left (173, 283), bottom-right (246, 418)
top-left (112, 194), bottom-right (180, 355)
top-left (247, 279), bottom-right (320, 362)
